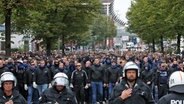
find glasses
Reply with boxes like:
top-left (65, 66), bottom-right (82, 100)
top-left (31, 63), bottom-right (35, 66)
top-left (76, 65), bottom-right (81, 67)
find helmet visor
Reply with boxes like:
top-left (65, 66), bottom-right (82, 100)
top-left (170, 85), bottom-right (184, 93)
top-left (54, 77), bottom-right (68, 86)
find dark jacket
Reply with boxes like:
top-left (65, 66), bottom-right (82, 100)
top-left (24, 67), bottom-right (36, 86)
top-left (109, 79), bottom-right (155, 104)
top-left (71, 69), bottom-right (89, 86)
top-left (90, 64), bottom-right (104, 82)
top-left (158, 92), bottom-right (184, 104)
top-left (0, 66), bottom-right (10, 76)
top-left (105, 65), bottom-right (120, 83)
top-left (34, 66), bottom-right (52, 85)
top-left (39, 87), bottom-right (77, 104)
top-left (83, 67), bottom-right (92, 82)
top-left (141, 69), bottom-right (156, 85)
top-left (0, 89), bottom-right (26, 104)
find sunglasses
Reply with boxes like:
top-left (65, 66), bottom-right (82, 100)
top-left (76, 65), bottom-right (81, 67)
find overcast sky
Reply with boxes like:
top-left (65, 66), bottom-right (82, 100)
top-left (113, 0), bottom-right (131, 23)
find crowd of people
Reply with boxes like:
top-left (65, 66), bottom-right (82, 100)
top-left (0, 51), bottom-right (184, 104)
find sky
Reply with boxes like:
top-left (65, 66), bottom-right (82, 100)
top-left (113, 0), bottom-right (131, 23)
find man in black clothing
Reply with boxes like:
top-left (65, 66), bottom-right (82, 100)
top-left (33, 59), bottom-right (52, 96)
top-left (39, 72), bottom-right (77, 104)
top-left (0, 72), bottom-right (26, 104)
top-left (71, 62), bottom-right (89, 104)
top-left (158, 71), bottom-right (184, 104)
top-left (109, 61), bottom-right (155, 104)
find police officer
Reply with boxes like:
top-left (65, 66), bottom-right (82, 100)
top-left (39, 72), bottom-right (77, 104)
top-left (109, 61), bottom-right (155, 104)
top-left (158, 71), bottom-right (184, 104)
top-left (0, 72), bottom-right (26, 104)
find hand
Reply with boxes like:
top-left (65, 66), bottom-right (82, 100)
top-left (5, 100), bottom-right (13, 104)
top-left (24, 84), bottom-right (28, 90)
top-left (49, 83), bottom-right (52, 88)
top-left (84, 85), bottom-right (89, 89)
top-left (147, 81), bottom-right (151, 85)
top-left (33, 82), bottom-right (37, 88)
top-left (120, 88), bottom-right (132, 100)
top-left (104, 83), bottom-right (108, 87)
top-left (115, 82), bottom-right (119, 85)
top-left (87, 83), bottom-right (91, 87)
top-left (70, 83), bottom-right (74, 88)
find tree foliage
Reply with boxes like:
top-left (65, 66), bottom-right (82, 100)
top-left (127, 0), bottom-right (184, 53)
top-left (0, 0), bottom-right (101, 56)
top-left (91, 14), bottom-right (116, 48)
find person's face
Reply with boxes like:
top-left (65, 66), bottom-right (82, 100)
top-left (112, 62), bottom-right (116, 66)
top-left (76, 63), bottom-right (82, 70)
top-left (0, 60), bottom-right (4, 68)
top-left (179, 63), bottom-right (184, 69)
top-left (59, 62), bottom-right (64, 68)
top-left (3, 81), bottom-right (13, 91)
top-left (126, 70), bottom-right (137, 82)
top-left (54, 60), bottom-right (59, 65)
top-left (55, 85), bottom-right (65, 91)
top-left (40, 61), bottom-right (45, 67)
top-left (30, 62), bottom-right (36, 68)
top-left (94, 59), bottom-right (100, 64)
top-left (85, 61), bottom-right (91, 67)
top-left (143, 57), bottom-right (148, 62)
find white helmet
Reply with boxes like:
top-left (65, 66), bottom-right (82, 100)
top-left (169, 71), bottom-right (184, 93)
top-left (0, 72), bottom-right (17, 87)
top-left (52, 72), bottom-right (69, 86)
top-left (123, 61), bottom-right (140, 77)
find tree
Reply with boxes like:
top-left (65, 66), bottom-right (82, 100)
top-left (91, 14), bottom-right (116, 50)
top-left (31, 0), bottom-right (102, 55)
top-left (0, 0), bottom-right (37, 56)
top-left (2, 0), bottom-right (101, 56)
top-left (127, 0), bottom-right (184, 53)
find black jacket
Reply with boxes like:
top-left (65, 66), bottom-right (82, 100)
top-left (71, 69), bottom-right (89, 86)
top-left (0, 89), bottom-right (26, 104)
top-left (34, 66), bottom-right (52, 85)
top-left (39, 87), bottom-right (77, 104)
top-left (90, 64), bottom-right (104, 82)
top-left (105, 65), bottom-right (120, 83)
top-left (158, 92), bottom-right (184, 104)
top-left (24, 67), bottom-right (36, 86)
top-left (0, 66), bottom-right (10, 76)
top-left (109, 79), bottom-right (155, 104)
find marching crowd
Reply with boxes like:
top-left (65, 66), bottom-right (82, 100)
top-left (0, 51), bottom-right (184, 104)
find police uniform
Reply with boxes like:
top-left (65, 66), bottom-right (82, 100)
top-left (109, 61), bottom-right (155, 104)
top-left (39, 87), bottom-right (77, 104)
top-left (109, 78), bottom-right (155, 104)
top-left (158, 71), bottom-right (184, 104)
top-left (0, 89), bottom-right (26, 104)
top-left (39, 72), bottom-right (78, 104)
top-left (0, 72), bottom-right (27, 104)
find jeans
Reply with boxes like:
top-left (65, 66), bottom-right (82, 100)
top-left (108, 83), bottom-right (115, 96)
top-left (37, 84), bottom-right (48, 96)
top-left (27, 85), bottom-right (39, 104)
top-left (91, 81), bottom-right (103, 104)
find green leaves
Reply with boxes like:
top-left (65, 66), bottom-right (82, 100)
top-left (127, 0), bottom-right (184, 43)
